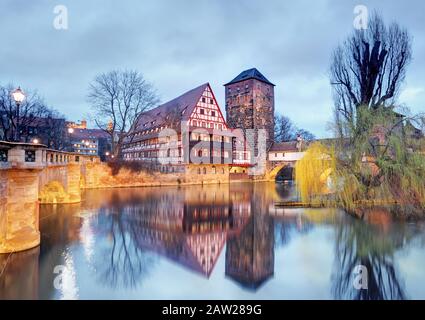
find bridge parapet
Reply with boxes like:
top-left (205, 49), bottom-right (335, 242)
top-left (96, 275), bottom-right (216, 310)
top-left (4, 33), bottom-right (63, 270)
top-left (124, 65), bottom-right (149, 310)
top-left (0, 141), bottom-right (100, 254)
top-left (0, 141), bottom-right (99, 170)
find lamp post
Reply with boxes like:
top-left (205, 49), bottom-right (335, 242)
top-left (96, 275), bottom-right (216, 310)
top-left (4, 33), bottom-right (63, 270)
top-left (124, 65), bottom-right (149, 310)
top-left (11, 87), bottom-right (26, 142)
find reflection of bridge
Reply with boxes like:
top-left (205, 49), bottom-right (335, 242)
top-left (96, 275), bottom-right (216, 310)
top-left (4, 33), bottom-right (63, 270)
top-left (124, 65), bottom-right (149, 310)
top-left (0, 141), bottom-right (99, 253)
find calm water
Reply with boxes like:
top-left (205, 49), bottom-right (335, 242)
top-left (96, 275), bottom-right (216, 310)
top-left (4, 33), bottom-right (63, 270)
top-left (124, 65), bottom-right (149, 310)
top-left (1, 182), bottom-right (425, 300)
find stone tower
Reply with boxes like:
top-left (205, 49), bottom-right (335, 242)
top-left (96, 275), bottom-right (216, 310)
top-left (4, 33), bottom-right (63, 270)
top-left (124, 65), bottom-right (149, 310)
top-left (224, 68), bottom-right (275, 155)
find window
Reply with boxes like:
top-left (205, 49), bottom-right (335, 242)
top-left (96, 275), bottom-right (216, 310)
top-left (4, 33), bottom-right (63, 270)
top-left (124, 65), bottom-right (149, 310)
top-left (202, 97), bottom-right (206, 103)
top-left (210, 99), bottom-right (214, 104)
top-left (212, 166), bottom-right (216, 174)
top-left (0, 149), bottom-right (7, 162)
top-left (25, 150), bottom-right (36, 162)
top-left (211, 111), bottom-right (216, 117)
top-left (200, 108), bottom-right (205, 115)
top-left (203, 167), bottom-right (207, 174)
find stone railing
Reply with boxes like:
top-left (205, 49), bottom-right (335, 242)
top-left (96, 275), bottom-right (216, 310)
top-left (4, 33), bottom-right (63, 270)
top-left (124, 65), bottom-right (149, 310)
top-left (0, 141), bottom-right (99, 170)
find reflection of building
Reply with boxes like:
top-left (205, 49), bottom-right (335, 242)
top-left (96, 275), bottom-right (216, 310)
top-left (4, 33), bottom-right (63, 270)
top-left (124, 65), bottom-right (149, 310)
top-left (225, 215), bottom-right (274, 290)
top-left (108, 185), bottom-right (252, 278)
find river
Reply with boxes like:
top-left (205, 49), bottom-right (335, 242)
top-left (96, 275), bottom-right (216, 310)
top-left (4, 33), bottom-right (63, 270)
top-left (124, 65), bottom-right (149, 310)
top-left (1, 182), bottom-right (425, 300)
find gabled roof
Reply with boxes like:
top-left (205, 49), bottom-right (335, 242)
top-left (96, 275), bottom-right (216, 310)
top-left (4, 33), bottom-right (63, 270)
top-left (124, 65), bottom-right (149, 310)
top-left (130, 83), bottom-right (209, 133)
top-left (270, 141), bottom-right (299, 152)
top-left (224, 68), bottom-right (275, 86)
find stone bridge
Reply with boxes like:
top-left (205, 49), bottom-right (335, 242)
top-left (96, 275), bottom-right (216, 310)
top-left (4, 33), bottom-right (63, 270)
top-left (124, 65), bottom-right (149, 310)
top-left (265, 150), bottom-right (305, 181)
top-left (0, 141), bottom-right (99, 254)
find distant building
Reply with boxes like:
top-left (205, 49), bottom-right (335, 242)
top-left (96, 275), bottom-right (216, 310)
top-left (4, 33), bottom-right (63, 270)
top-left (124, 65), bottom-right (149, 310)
top-left (67, 120), bottom-right (88, 130)
top-left (69, 128), bottom-right (112, 160)
top-left (121, 83), bottom-right (234, 170)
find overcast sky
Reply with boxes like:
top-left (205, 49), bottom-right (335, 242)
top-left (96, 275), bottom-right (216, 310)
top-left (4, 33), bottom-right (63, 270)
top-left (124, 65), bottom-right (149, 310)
top-left (1, 0), bottom-right (424, 138)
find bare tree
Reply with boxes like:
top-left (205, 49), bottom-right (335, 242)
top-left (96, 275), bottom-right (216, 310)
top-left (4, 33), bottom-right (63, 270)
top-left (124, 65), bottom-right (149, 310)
top-left (0, 84), bottom-right (48, 142)
top-left (296, 128), bottom-right (315, 142)
top-left (42, 109), bottom-right (69, 150)
top-left (88, 70), bottom-right (160, 156)
top-left (330, 13), bottom-right (412, 124)
top-left (274, 114), bottom-right (315, 142)
top-left (274, 114), bottom-right (295, 142)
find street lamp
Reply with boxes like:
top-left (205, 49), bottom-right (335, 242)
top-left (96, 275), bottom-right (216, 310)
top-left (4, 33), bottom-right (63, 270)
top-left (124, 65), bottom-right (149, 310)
top-left (11, 87), bottom-right (26, 142)
top-left (32, 138), bottom-right (39, 144)
top-left (68, 127), bottom-right (74, 134)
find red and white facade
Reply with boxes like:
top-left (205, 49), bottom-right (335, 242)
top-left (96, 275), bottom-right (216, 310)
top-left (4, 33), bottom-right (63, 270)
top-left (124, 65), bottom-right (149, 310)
top-left (121, 83), bottom-right (237, 169)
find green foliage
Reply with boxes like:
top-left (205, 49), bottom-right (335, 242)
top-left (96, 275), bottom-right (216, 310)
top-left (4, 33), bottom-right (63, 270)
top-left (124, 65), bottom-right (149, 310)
top-left (296, 106), bottom-right (425, 217)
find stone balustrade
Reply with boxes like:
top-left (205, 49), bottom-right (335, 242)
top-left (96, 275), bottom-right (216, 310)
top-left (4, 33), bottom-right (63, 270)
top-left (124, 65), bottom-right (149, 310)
top-left (0, 141), bottom-right (100, 254)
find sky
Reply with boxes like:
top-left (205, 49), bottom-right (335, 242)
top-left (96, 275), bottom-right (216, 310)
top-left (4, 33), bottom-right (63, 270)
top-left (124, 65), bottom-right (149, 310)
top-left (0, 0), bottom-right (424, 138)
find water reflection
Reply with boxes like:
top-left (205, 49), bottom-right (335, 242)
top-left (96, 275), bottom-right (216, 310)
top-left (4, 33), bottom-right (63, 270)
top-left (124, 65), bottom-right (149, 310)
top-left (1, 183), bottom-right (425, 299)
top-left (331, 209), bottom-right (423, 300)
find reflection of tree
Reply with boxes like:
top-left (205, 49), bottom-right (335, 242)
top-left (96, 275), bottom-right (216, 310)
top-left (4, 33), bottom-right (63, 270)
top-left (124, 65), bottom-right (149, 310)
top-left (274, 216), bottom-right (314, 247)
top-left (94, 206), bottom-right (154, 289)
top-left (331, 218), bottom-right (414, 300)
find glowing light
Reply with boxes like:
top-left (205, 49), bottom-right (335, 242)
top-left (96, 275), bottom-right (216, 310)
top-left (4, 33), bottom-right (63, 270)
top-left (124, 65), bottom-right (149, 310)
top-left (68, 127), bottom-right (74, 134)
top-left (11, 87), bottom-right (26, 104)
top-left (32, 138), bottom-right (39, 144)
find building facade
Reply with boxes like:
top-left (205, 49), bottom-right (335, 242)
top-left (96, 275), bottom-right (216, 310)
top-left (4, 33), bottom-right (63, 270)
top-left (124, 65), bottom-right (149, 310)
top-left (121, 83), bottom-right (234, 171)
top-left (69, 128), bottom-right (112, 160)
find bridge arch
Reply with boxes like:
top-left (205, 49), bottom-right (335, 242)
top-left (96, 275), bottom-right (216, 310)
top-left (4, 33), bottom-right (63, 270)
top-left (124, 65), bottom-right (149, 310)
top-left (267, 163), bottom-right (295, 181)
top-left (39, 180), bottom-right (70, 204)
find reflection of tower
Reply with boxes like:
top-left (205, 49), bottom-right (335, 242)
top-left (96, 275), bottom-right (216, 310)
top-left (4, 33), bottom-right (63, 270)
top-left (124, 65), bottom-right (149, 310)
top-left (225, 214), bottom-right (274, 290)
top-left (224, 68), bottom-right (275, 155)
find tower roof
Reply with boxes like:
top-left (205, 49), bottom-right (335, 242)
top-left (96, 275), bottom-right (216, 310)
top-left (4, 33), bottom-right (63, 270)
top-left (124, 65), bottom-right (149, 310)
top-left (224, 68), bottom-right (275, 86)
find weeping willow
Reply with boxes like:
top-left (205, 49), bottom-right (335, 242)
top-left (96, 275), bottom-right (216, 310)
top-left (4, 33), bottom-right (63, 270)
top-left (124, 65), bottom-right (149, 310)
top-left (295, 107), bottom-right (425, 217)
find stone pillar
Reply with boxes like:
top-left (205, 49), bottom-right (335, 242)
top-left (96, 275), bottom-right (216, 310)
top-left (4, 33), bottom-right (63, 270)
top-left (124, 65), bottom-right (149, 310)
top-left (65, 163), bottom-right (82, 203)
top-left (0, 169), bottom-right (41, 254)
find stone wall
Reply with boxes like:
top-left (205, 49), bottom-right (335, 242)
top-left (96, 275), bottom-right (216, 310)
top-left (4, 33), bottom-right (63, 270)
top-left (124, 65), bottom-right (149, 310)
top-left (81, 162), bottom-right (230, 189)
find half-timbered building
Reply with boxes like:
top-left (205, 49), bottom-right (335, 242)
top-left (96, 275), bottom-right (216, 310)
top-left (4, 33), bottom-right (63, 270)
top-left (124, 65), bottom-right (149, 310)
top-left (121, 83), bottom-right (236, 171)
